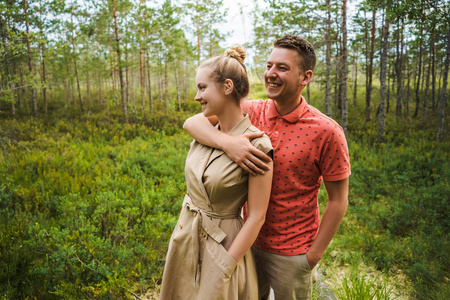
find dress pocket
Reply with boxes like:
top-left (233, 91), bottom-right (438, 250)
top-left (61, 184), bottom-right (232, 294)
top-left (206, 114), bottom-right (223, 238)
top-left (205, 236), bottom-right (237, 277)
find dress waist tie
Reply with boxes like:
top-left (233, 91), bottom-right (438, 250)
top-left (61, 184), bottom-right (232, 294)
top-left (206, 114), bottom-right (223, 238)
top-left (182, 194), bottom-right (240, 286)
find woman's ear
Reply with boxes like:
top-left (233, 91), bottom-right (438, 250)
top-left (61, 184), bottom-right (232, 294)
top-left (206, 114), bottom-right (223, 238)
top-left (224, 79), bottom-right (234, 95)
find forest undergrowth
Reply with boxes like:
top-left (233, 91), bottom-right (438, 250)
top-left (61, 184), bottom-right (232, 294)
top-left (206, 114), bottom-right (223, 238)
top-left (0, 99), bottom-right (449, 299)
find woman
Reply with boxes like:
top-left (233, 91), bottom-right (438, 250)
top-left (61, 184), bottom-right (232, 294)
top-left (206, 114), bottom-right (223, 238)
top-left (159, 46), bottom-right (273, 300)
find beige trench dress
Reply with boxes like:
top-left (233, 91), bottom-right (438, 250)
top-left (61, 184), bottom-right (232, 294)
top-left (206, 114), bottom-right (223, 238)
top-left (160, 116), bottom-right (272, 300)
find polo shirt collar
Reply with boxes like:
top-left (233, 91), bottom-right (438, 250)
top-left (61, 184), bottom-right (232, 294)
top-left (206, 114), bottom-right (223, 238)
top-left (266, 97), bottom-right (308, 123)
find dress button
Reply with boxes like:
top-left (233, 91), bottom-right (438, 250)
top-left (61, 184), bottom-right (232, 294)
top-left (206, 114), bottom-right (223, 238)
top-left (202, 230), bottom-right (207, 237)
top-left (275, 131), bottom-right (279, 134)
top-left (279, 118), bottom-right (283, 121)
top-left (179, 223), bottom-right (183, 229)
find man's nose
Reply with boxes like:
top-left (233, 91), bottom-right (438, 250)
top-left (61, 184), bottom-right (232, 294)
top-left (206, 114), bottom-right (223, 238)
top-left (265, 67), bottom-right (276, 78)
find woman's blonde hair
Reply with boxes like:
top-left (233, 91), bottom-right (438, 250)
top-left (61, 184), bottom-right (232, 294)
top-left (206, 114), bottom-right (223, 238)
top-left (198, 45), bottom-right (249, 104)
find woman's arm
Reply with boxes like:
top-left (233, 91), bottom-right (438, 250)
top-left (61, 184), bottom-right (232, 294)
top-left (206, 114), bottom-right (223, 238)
top-left (227, 160), bottom-right (273, 262)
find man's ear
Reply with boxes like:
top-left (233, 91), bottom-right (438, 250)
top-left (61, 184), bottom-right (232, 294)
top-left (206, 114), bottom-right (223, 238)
top-left (224, 79), bottom-right (234, 95)
top-left (300, 70), bottom-right (314, 86)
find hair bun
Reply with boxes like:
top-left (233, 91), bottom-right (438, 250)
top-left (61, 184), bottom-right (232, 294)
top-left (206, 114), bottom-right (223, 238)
top-left (225, 45), bottom-right (246, 63)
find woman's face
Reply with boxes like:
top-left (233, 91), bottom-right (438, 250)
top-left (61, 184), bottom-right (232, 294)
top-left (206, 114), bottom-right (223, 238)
top-left (194, 67), bottom-right (227, 117)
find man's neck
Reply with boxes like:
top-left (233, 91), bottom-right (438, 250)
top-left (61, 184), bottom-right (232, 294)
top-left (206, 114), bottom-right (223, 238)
top-left (274, 96), bottom-right (303, 116)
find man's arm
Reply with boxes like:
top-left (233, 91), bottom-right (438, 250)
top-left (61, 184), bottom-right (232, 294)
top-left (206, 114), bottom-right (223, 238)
top-left (306, 177), bottom-right (349, 269)
top-left (183, 113), bottom-right (272, 175)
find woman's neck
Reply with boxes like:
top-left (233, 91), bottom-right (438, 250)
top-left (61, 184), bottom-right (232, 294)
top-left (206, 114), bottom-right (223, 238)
top-left (217, 103), bottom-right (244, 134)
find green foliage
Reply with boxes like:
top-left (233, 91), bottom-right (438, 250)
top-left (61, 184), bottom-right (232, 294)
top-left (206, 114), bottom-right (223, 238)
top-left (1, 92), bottom-right (449, 298)
top-left (340, 111), bottom-right (450, 299)
top-left (0, 112), bottom-right (191, 298)
top-left (333, 268), bottom-right (398, 300)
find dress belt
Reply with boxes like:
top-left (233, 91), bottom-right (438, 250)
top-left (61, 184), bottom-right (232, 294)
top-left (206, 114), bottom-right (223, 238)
top-left (182, 194), bottom-right (240, 285)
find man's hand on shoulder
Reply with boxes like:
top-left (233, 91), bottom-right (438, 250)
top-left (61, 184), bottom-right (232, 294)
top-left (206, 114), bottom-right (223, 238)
top-left (221, 132), bottom-right (272, 176)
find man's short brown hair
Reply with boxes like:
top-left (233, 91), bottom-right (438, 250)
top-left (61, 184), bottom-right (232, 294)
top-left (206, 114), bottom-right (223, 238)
top-left (274, 34), bottom-right (316, 72)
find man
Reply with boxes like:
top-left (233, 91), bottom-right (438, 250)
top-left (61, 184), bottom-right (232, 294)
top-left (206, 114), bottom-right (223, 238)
top-left (183, 34), bottom-right (350, 300)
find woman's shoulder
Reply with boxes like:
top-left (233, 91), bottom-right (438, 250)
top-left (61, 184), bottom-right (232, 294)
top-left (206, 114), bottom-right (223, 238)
top-left (246, 125), bottom-right (272, 154)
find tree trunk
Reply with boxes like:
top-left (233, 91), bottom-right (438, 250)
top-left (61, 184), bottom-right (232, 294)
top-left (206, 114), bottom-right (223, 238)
top-left (39, 18), bottom-right (47, 115)
top-left (173, 61), bottom-right (181, 111)
top-left (336, 11), bottom-right (341, 113)
top-left (209, 33), bottom-right (213, 58)
top-left (422, 34), bottom-right (432, 127)
top-left (366, 10), bottom-right (376, 122)
top-left (405, 45), bottom-right (410, 117)
top-left (24, 0), bottom-right (37, 117)
top-left (437, 30), bottom-right (450, 142)
top-left (413, 25), bottom-right (423, 118)
top-left (139, 29), bottom-right (145, 114)
top-left (145, 30), bottom-right (153, 112)
top-left (431, 28), bottom-right (436, 111)
top-left (0, 17), bottom-right (15, 119)
top-left (71, 20), bottom-right (84, 113)
top-left (86, 69), bottom-right (92, 108)
top-left (340, 0), bottom-right (348, 133)
top-left (109, 39), bottom-right (116, 99)
top-left (379, 16), bottom-right (389, 143)
top-left (353, 59), bottom-right (357, 106)
top-left (125, 37), bottom-right (129, 107)
top-left (113, 2), bottom-right (128, 123)
top-left (387, 54), bottom-right (391, 114)
top-left (325, 0), bottom-right (332, 117)
top-left (164, 61), bottom-right (169, 114)
top-left (395, 21), bottom-right (404, 118)
top-left (97, 70), bottom-right (103, 106)
top-left (197, 17), bottom-right (201, 65)
top-left (158, 49), bottom-right (163, 102)
top-left (13, 62), bottom-right (22, 107)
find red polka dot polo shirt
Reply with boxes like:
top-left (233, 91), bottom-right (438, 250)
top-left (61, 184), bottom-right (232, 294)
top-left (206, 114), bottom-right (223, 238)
top-left (242, 98), bottom-right (351, 255)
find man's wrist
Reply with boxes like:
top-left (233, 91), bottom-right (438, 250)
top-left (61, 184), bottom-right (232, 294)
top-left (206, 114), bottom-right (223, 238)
top-left (306, 249), bottom-right (323, 269)
top-left (217, 133), bottom-right (232, 152)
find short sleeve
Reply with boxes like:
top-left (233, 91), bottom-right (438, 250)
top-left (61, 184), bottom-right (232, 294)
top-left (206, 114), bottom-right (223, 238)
top-left (320, 126), bottom-right (351, 181)
top-left (251, 134), bottom-right (273, 157)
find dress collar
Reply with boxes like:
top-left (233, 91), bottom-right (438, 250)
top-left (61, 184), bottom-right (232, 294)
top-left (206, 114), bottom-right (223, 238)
top-left (216, 114), bottom-right (252, 136)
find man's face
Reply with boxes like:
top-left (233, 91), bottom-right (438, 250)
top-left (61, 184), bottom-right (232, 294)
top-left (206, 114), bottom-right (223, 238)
top-left (264, 47), bottom-right (304, 103)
